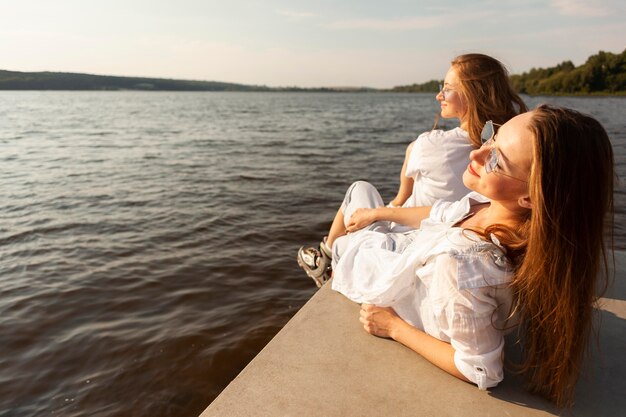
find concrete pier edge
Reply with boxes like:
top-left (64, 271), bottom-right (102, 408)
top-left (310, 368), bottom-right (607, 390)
top-left (200, 251), bottom-right (626, 417)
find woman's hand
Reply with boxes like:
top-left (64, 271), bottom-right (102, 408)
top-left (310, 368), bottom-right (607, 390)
top-left (359, 304), bottom-right (402, 339)
top-left (361, 305), bottom-right (469, 383)
top-left (346, 208), bottom-right (378, 233)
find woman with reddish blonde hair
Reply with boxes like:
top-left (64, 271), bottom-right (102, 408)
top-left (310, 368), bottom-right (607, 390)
top-left (389, 53), bottom-right (528, 208)
top-left (508, 105), bottom-right (614, 405)
top-left (298, 53), bottom-right (526, 286)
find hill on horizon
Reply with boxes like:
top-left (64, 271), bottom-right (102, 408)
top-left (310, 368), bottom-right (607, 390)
top-left (0, 69), bottom-right (271, 91)
top-left (0, 69), bottom-right (377, 92)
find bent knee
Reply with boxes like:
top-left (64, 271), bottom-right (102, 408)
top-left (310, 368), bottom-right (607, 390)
top-left (348, 180), bottom-right (377, 194)
top-left (342, 180), bottom-right (383, 214)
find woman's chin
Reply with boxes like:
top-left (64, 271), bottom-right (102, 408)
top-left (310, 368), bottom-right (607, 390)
top-left (462, 171), bottom-right (473, 189)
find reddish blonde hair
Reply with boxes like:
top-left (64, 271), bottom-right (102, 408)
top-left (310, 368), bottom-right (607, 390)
top-left (511, 105), bottom-right (614, 406)
top-left (451, 54), bottom-right (528, 148)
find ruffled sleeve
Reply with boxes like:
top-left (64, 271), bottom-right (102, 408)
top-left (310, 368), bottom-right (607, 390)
top-left (427, 247), bottom-right (513, 389)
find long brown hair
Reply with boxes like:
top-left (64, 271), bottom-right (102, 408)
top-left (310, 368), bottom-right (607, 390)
top-left (451, 53), bottom-right (528, 148)
top-left (511, 105), bottom-right (614, 406)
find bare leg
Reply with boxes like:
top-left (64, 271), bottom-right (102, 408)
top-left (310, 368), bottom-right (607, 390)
top-left (326, 206), bottom-right (346, 249)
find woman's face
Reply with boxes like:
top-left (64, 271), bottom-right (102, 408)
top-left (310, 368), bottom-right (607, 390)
top-left (462, 111), bottom-right (534, 207)
top-left (437, 66), bottom-right (467, 120)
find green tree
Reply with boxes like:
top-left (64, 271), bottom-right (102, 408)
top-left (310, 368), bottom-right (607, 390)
top-left (505, 49), bottom-right (625, 95)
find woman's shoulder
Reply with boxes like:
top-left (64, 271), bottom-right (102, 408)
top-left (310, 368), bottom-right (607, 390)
top-left (411, 128), bottom-right (471, 157)
top-left (440, 232), bottom-right (513, 290)
top-left (417, 127), bottom-right (469, 141)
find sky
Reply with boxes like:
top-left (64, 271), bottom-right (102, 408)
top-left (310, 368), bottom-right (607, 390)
top-left (1, 0), bottom-right (625, 88)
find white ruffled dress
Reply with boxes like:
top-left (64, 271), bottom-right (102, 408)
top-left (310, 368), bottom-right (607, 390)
top-left (403, 127), bottom-right (473, 207)
top-left (331, 192), bottom-right (515, 389)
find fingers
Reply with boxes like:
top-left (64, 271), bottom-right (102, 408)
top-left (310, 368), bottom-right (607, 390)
top-left (359, 314), bottom-right (376, 335)
top-left (363, 323), bottom-right (376, 335)
top-left (360, 304), bottom-right (393, 336)
top-left (346, 215), bottom-right (357, 233)
top-left (359, 304), bottom-right (372, 320)
top-left (346, 209), bottom-right (369, 233)
top-left (346, 216), bottom-right (360, 231)
top-left (360, 304), bottom-right (377, 333)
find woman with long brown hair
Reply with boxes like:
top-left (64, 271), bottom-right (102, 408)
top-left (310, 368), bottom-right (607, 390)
top-left (509, 105), bottom-right (614, 405)
top-left (330, 105), bottom-right (613, 407)
top-left (298, 53), bottom-right (526, 286)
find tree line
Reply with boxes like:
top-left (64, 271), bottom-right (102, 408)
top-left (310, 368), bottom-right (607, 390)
top-left (392, 49), bottom-right (626, 95)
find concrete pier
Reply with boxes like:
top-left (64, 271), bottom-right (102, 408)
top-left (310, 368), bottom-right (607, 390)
top-left (200, 251), bottom-right (626, 417)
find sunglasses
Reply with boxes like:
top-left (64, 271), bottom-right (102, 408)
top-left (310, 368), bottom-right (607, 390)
top-left (438, 84), bottom-right (455, 101)
top-left (480, 120), bottom-right (528, 182)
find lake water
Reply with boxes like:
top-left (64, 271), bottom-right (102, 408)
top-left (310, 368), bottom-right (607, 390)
top-left (1, 92), bottom-right (624, 417)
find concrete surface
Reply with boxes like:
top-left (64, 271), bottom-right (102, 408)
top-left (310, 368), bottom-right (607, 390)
top-left (200, 251), bottom-right (625, 417)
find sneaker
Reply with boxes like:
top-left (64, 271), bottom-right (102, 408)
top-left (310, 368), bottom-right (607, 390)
top-left (297, 245), bottom-right (332, 288)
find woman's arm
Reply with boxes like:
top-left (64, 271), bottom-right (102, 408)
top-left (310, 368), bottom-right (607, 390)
top-left (345, 205), bottom-right (432, 232)
top-left (360, 304), bottom-right (469, 382)
top-left (389, 142), bottom-right (415, 207)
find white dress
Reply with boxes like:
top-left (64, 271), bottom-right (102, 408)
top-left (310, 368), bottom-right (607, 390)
top-left (403, 127), bottom-right (473, 207)
top-left (332, 192), bottom-right (514, 390)
top-left (335, 128), bottom-right (473, 234)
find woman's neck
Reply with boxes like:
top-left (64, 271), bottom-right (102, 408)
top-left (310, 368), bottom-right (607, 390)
top-left (460, 117), bottom-right (469, 132)
top-left (461, 201), bottom-right (528, 231)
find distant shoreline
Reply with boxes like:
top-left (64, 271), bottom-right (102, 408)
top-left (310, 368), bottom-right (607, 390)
top-left (0, 69), bottom-right (380, 93)
top-left (1, 88), bottom-right (624, 97)
top-left (2, 46), bottom-right (625, 96)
